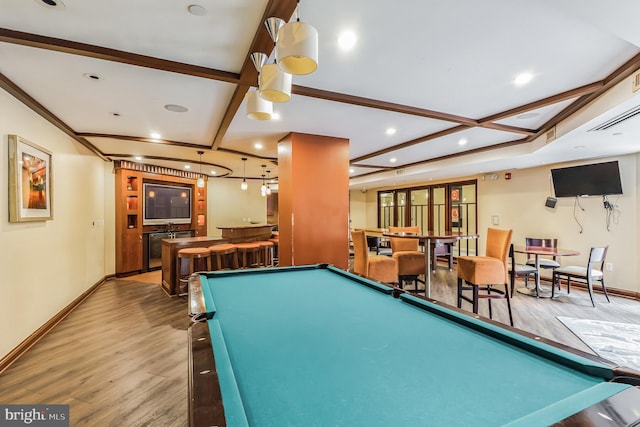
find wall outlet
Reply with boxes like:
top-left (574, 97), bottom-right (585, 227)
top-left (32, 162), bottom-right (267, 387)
top-left (491, 215), bottom-right (499, 225)
top-left (606, 263), bottom-right (613, 271)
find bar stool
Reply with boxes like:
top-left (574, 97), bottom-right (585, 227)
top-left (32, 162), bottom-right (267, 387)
top-left (177, 247), bottom-right (211, 295)
top-left (209, 244), bottom-right (239, 270)
top-left (268, 237), bottom-right (279, 266)
top-left (256, 240), bottom-right (275, 267)
top-left (235, 242), bottom-right (262, 268)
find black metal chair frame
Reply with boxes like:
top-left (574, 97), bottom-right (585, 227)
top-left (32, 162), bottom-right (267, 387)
top-left (551, 246), bottom-right (610, 307)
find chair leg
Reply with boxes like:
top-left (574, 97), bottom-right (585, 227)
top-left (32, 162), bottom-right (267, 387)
top-left (551, 272), bottom-right (557, 298)
top-left (505, 284), bottom-right (514, 327)
top-left (567, 278), bottom-right (571, 294)
top-left (472, 285), bottom-right (479, 314)
top-left (587, 277), bottom-right (595, 307)
top-left (601, 278), bottom-right (610, 303)
top-left (487, 286), bottom-right (493, 319)
top-left (457, 278), bottom-right (463, 308)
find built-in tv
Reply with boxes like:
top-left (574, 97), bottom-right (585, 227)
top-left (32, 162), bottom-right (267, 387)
top-left (143, 183), bottom-right (192, 225)
top-left (551, 161), bottom-right (623, 198)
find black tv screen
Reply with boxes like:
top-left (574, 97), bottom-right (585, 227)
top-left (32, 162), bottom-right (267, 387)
top-left (143, 183), bottom-right (192, 225)
top-left (551, 161), bottom-right (623, 198)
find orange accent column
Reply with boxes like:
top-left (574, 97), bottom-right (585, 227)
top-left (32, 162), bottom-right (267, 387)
top-left (278, 132), bottom-right (349, 269)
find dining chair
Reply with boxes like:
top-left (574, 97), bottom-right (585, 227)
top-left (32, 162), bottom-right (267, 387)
top-left (552, 246), bottom-right (610, 307)
top-left (351, 229), bottom-right (398, 284)
top-left (525, 237), bottom-right (560, 270)
top-left (457, 228), bottom-right (514, 326)
top-left (388, 226), bottom-right (426, 291)
top-left (508, 244), bottom-right (538, 297)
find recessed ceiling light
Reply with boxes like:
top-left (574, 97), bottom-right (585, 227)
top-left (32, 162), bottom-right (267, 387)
top-left (514, 72), bottom-right (533, 86)
top-left (271, 112), bottom-right (281, 120)
top-left (34, 0), bottom-right (65, 8)
top-left (390, 157), bottom-right (397, 163)
top-left (164, 104), bottom-right (189, 113)
top-left (187, 4), bottom-right (207, 16)
top-left (516, 112), bottom-right (540, 120)
top-left (134, 156), bottom-right (142, 161)
top-left (83, 73), bottom-right (100, 81)
top-left (254, 142), bottom-right (263, 149)
top-left (386, 127), bottom-right (396, 135)
top-left (573, 145), bottom-right (585, 149)
top-left (150, 132), bottom-right (161, 140)
top-left (185, 165), bottom-right (191, 169)
top-left (210, 170), bottom-right (216, 175)
top-left (349, 168), bottom-right (355, 174)
top-left (338, 30), bottom-right (357, 51)
top-left (458, 138), bottom-right (467, 146)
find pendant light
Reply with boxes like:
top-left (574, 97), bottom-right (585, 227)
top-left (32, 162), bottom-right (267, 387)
top-left (196, 150), bottom-right (205, 188)
top-left (260, 17), bottom-right (292, 102)
top-left (260, 165), bottom-right (267, 197)
top-left (265, 169), bottom-right (272, 195)
top-left (276, 0), bottom-right (318, 75)
top-left (246, 53), bottom-right (273, 120)
top-left (240, 157), bottom-right (248, 190)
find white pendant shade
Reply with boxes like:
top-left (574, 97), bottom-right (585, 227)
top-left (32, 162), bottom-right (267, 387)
top-left (197, 177), bottom-right (205, 188)
top-left (259, 63), bottom-right (292, 102)
top-left (276, 21), bottom-right (318, 75)
top-left (245, 89), bottom-right (272, 120)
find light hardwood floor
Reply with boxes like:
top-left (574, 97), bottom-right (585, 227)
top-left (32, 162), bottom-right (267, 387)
top-left (1, 267), bottom-right (639, 426)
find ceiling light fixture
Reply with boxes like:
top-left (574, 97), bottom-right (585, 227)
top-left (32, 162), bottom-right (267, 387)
top-left (390, 158), bottom-right (397, 163)
top-left (458, 138), bottom-right (468, 146)
top-left (338, 30), bottom-right (357, 51)
top-left (260, 17), bottom-right (292, 103)
top-left (197, 150), bottom-right (205, 188)
top-left (246, 53), bottom-right (273, 120)
top-left (276, 0), bottom-right (318, 75)
top-left (386, 127), bottom-right (396, 135)
top-left (514, 72), bottom-right (533, 86)
top-left (254, 142), bottom-right (263, 149)
top-left (134, 156), bottom-right (142, 161)
top-left (150, 132), bottom-right (161, 140)
top-left (265, 169), bottom-right (272, 195)
top-left (185, 165), bottom-right (191, 169)
top-left (261, 165), bottom-right (268, 196)
top-left (164, 104), bottom-right (189, 113)
top-left (187, 4), bottom-right (207, 16)
top-left (240, 158), bottom-right (248, 190)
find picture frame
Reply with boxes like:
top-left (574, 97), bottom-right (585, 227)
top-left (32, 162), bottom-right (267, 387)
top-left (8, 134), bottom-right (53, 222)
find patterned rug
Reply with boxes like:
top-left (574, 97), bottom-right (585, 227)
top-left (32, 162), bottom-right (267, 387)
top-left (557, 316), bottom-right (640, 372)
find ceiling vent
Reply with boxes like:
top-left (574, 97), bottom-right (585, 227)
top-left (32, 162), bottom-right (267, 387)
top-left (395, 169), bottom-right (405, 175)
top-left (589, 104), bottom-right (640, 131)
top-left (633, 70), bottom-right (640, 93)
top-left (545, 126), bottom-right (556, 143)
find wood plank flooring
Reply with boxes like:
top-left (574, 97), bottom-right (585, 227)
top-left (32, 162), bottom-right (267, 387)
top-left (1, 266), bottom-right (639, 426)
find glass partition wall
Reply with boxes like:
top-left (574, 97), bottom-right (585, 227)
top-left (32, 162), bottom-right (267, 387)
top-left (378, 180), bottom-right (478, 256)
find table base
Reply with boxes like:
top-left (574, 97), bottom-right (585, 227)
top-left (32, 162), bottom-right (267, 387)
top-left (516, 286), bottom-right (553, 298)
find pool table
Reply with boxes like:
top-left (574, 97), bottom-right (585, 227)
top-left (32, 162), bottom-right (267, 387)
top-left (188, 264), bottom-right (640, 427)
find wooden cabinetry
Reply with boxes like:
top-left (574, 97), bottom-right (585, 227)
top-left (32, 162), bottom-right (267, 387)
top-left (115, 162), bottom-right (208, 276)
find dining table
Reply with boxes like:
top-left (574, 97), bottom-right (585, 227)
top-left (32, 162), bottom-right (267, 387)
top-left (513, 245), bottom-right (580, 298)
top-left (383, 231), bottom-right (479, 298)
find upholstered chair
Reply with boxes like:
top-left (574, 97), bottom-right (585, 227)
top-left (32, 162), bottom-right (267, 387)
top-left (388, 226), bottom-right (426, 291)
top-left (351, 230), bottom-right (398, 284)
top-left (457, 228), bottom-right (514, 326)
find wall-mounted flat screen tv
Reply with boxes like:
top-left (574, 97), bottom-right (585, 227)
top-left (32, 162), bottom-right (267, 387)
top-left (551, 161), bottom-right (623, 198)
top-left (143, 183), bottom-right (192, 225)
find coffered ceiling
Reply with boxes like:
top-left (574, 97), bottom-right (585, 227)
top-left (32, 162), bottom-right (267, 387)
top-left (1, 0), bottom-right (640, 190)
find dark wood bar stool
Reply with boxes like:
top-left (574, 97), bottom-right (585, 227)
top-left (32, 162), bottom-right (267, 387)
top-left (177, 247), bottom-right (211, 295)
top-left (257, 240), bottom-right (275, 267)
top-left (268, 237), bottom-right (279, 266)
top-left (209, 244), bottom-right (239, 270)
top-left (235, 242), bottom-right (262, 268)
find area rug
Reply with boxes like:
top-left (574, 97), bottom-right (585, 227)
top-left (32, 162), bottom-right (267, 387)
top-left (557, 316), bottom-right (640, 372)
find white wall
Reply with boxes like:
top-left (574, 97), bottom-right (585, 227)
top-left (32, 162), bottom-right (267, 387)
top-left (0, 88), bottom-right (112, 358)
top-left (206, 178), bottom-right (267, 237)
top-left (350, 154), bottom-right (639, 293)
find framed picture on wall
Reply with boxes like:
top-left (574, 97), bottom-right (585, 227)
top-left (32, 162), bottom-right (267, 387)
top-left (8, 134), bottom-right (53, 222)
top-left (451, 206), bottom-right (461, 228)
top-left (450, 186), bottom-right (462, 228)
